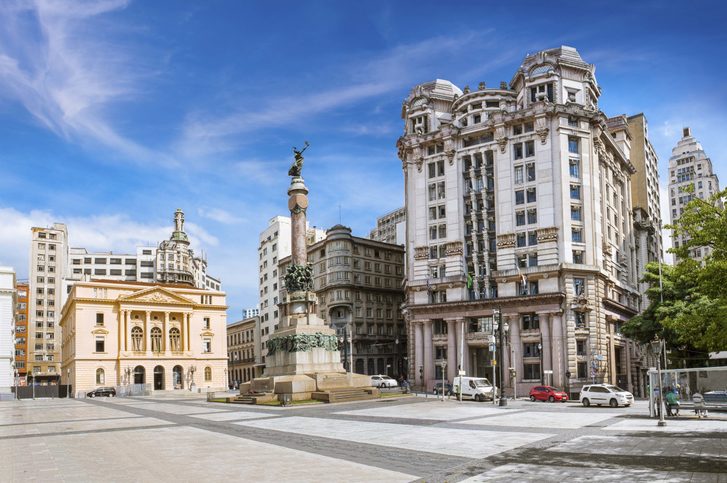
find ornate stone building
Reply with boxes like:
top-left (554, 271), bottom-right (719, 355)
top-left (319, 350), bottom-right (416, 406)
top-left (398, 46), bottom-right (647, 396)
top-left (279, 225), bottom-right (407, 376)
top-left (60, 280), bottom-right (227, 395)
top-left (668, 127), bottom-right (721, 261)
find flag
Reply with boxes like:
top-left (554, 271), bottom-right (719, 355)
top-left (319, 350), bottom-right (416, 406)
top-left (466, 272), bottom-right (473, 289)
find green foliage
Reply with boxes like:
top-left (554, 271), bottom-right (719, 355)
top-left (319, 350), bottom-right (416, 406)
top-left (623, 188), bottom-right (727, 358)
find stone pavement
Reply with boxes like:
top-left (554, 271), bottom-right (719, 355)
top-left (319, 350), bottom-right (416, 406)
top-left (1, 394), bottom-right (725, 482)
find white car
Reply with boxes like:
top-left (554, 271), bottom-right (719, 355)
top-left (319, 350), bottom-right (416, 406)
top-left (370, 375), bottom-right (398, 388)
top-left (580, 384), bottom-right (633, 407)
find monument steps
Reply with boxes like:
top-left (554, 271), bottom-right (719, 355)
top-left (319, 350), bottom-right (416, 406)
top-left (311, 387), bottom-right (380, 403)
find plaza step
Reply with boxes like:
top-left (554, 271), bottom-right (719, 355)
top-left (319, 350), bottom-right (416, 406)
top-left (311, 387), bottom-right (380, 403)
top-left (231, 392), bottom-right (276, 404)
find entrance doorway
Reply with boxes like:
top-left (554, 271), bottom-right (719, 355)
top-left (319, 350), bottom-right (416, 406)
top-left (133, 366), bottom-right (145, 384)
top-left (153, 366), bottom-right (164, 390)
top-left (173, 365), bottom-right (183, 389)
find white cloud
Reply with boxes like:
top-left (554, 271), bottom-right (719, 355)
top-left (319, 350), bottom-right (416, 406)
top-left (0, 207), bottom-right (220, 279)
top-left (197, 207), bottom-right (245, 225)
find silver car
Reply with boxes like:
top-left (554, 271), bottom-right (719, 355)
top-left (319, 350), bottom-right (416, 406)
top-left (370, 375), bottom-right (399, 388)
top-left (580, 384), bottom-right (633, 407)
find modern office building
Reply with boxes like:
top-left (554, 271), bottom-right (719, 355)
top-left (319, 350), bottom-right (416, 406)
top-left (279, 225), bottom-right (407, 376)
top-left (257, 216), bottom-right (325, 368)
top-left (242, 308), bottom-right (260, 319)
top-left (369, 207), bottom-right (406, 245)
top-left (398, 46), bottom-right (646, 396)
top-left (625, 113), bottom-right (663, 306)
top-left (14, 281), bottom-right (28, 383)
top-left (668, 127), bottom-right (721, 261)
top-left (227, 316), bottom-right (260, 387)
top-left (0, 267), bottom-right (16, 397)
top-left (60, 280), bottom-right (227, 394)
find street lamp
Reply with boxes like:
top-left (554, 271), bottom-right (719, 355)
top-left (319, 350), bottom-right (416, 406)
top-left (224, 368), bottom-right (228, 390)
top-left (439, 361), bottom-right (447, 401)
top-left (67, 369), bottom-right (70, 399)
top-left (499, 315), bottom-right (509, 407)
top-left (650, 337), bottom-right (667, 427)
top-left (538, 342), bottom-right (543, 385)
top-left (189, 365), bottom-right (197, 391)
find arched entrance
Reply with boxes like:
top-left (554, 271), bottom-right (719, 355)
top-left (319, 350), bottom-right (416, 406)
top-left (133, 365), bottom-right (145, 385)
top-left (153, 366), bottom-right (164, 390)
top-left (172, 365), bottom-right (184, 390)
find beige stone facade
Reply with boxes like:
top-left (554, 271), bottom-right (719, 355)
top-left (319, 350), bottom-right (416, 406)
top-left (59, 280), bottom-right (227, 395)
top-left (227, 316), bottom-right (260, 387)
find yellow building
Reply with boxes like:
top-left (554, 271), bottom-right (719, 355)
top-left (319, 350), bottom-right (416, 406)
top-left (60, 280), bottom-right (227, 395)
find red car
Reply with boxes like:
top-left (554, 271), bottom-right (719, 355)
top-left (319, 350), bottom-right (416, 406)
top-left (529, 386), bottom-right (568, 402)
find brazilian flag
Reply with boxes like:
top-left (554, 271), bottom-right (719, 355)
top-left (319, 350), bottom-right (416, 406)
top-left (466, 272), bottom-right (473, 289)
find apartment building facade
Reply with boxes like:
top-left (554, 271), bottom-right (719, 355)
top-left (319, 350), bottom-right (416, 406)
top-left (0, 267), bottom-right (15, 396)
top-left (369, 207), bottom-right (406, 245)
top-left (279, 225), bottom-right (407, 376)
top-left (226, 316), bottom-right (260, 387)
top-left (257, 216), bottom-right (325, 368)
top-left (14, 281), bottom-right (28, 383)
top-left (398, 46), bottom-right (648, 396)
top-left (668, 127), bottom-right (721, 261)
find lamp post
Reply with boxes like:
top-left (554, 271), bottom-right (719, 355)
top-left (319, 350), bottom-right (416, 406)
top-left (224, 368), bottom-right (228, 390)
top-left (67, 369), bottom-right (70, 399)
top-left (538, 341), bottom-right (544, 385)
top-left (650, 337), bottom-right (667, 427)
top-left (189, 365), bottom-right (197, 391)
top-left (439, 361), bottom-right (447, 401)
top-left (499, 314), bottom-right (509, 407)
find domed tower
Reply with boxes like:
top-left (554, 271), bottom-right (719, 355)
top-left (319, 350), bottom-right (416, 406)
top-left (156, 209), bottom-right (196, 286)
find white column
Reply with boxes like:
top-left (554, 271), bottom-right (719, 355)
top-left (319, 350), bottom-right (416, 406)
top-left (414, 322), bottom-right (423, 387)
top-left (423, 320), bottom-right (433, 390)
top-left (446, 319), bottom-right (457, 382)
top-left (540, 313), bottom-right (552, 385)
top-left (551, 313), bottom-right (564, 387)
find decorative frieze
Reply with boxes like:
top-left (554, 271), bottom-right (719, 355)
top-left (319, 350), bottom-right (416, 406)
top-left (445, 241), bottom-right (463, 256)
top-left (536, 227), bottom-right (558, 243)
top-left (496, 233), bottom-right (516, 249)
top-left (414, 246), bottom-right (429, 260)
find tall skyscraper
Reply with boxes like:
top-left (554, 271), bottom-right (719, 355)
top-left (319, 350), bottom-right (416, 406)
top-left (668, 127), bottom-right (721, 261)
top-left (398, 46), bottom-right (648, 396)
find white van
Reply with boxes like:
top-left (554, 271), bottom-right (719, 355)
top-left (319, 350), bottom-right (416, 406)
top-left (452, 376), bottom-right (497, 402)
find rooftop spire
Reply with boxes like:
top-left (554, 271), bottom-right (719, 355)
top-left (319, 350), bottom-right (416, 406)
top-left (171, 208), bottom-right (189, 243)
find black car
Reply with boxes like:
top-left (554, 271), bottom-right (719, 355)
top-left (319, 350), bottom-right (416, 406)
top-left (433, 382), bottom-right (453, 396)
top-left (87, 387), bottom-right (116, 398)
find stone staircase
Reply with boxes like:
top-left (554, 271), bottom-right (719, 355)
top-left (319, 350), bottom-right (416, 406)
top-left (311, 387), bottom-right (380, 403)
top-left (230, 392), bottom-right (276, 404)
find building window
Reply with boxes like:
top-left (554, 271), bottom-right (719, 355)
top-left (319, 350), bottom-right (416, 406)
top-left (515, 190), bottom-right (525, 205)
top-left (513, 143), bottom-right (524, 160)
top-left (516, 211), bottom-right (526, 226)
top-left (514, 165), bottom-right (524, 185)
top-left (570, 184), bottom-right (581, 200)
top-left (96, 313), bottom-right (104, 326)
top-left (528, 253), bottom-right (538, 267)
top-left (131, 326), bottom-right (143, 351)
top-left (574, 277), bottom-right (586, 296)
top-left (575, 312), bottom-right (587, 329)
top-left (527, 209), bottom-right (537, 224)
top-left (528, 231), bottom-right (538, 246)
top-left (569, 159), bottom-right (580, 178)
top-left (151, 327), bottom-right (162, 353)
top-left (203, 338), bottom-right (212, 353)
top-left (95, 336), bottom-right (105, 353)
top-left (572, 250), bottom-right (584, 264)
top-left (517, 233), bottom-right (527, 248)
top-left (577, 361), bottom-right (588, 379)
top-left (576, 340), bottom-right (587, 356)
top-left (571, 206), bottom-right (582, 221)
top-left (96, 368), bottom-right (105, 385)
top-left (526, 187), bottom-right (536, 203)
top-left (568, 137), bottom-right (579, 154)
top-left (428, 160), bottom-right (445, 178)
top-left (525, 140), bottom-right (535, 157)
top-left (204, 366), bottom-right (212, 381)
top-left (572, 228), bottom-right (583, 243)
top-left (203, 317), bottom-right (210, 329)
top-left (523, 363), bottom-right (541, 380)
top-left (523, 343), bottom-right (541, 357)
top-left (522, 313), bottom-right (539, 330)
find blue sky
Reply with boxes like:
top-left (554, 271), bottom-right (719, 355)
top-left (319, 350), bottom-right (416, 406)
top-left (1, 0), bottom-right (725, 318)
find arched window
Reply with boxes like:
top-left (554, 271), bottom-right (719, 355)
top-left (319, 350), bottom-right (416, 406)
top-left (204, 366), bottom-right (212, 381)
top-left (131, 326), bottom-right (143, 351)
top-left (169, 327), bottom-right (180, 352)
top-left (151, 327), bottom-right (162, 353)
top-left (96, 368), bottom-right (105, 385)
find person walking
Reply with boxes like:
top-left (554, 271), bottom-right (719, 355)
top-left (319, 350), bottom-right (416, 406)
top-left (692, 392), bottom-right (708, 418)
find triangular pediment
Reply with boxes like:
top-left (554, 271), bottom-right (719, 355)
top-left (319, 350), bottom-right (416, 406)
top-left (119, 286), bottom-right (194, 306)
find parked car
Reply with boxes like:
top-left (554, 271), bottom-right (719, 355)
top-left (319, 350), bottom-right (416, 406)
top-left (370, 375), bottom-right (398, 388)
top-left (453, 376), bottom-right (496, 402)
top-left (529, 386), bottom-right (568, 402)
top-left (87, 387), bottom-right (116, 398)
top-left (703, 390), bottom-right (727, 407)
top-left (580, 384), bottom-right (633, 407)
top-left (433, 382), bottom-right (454, 396)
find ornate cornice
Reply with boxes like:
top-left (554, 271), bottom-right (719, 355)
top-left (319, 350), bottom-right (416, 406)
top-left (496, 233), bottom-right (516, 249)
top-left (445, 241), bottom-right (463, 256)
top-left (414, 246), bottom-right (429, 260)
top-left (536, 227), bottom-right (558, 243)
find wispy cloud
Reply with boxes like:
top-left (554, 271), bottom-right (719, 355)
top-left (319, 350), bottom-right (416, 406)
top-left (0, 0), bottom-right (175, 166)
top-left (197, 207), bottom-right (245, 225)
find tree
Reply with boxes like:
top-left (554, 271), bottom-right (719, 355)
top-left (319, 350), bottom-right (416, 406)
top-left (623, 188), bottom-right (727, 361)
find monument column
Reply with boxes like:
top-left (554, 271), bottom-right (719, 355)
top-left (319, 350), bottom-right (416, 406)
top-left (422, 320), bottom-right (433, 390)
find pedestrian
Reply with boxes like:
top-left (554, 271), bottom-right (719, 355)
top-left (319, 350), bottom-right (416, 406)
top-left (666, 387), bottom-right (680, 416)
top-left (692, 392), bottom-right (708, 418)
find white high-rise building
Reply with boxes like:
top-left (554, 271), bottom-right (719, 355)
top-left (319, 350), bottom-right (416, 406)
top-left (0, 267), bottom-right (16, 397)
top-left (398, 46), bottom-right (648, 396)
top-left (257, 216), bottom-right (325, 368)
top-left (369, 207), bottom-right (406, 245)
top-left (28, 223), bottom-right (69, 383)
top-left (668, 127), bottom-right (721, 261)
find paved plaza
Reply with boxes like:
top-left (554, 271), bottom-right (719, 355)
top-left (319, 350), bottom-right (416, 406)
top-left (2, 394), bottom-right (726, 482)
